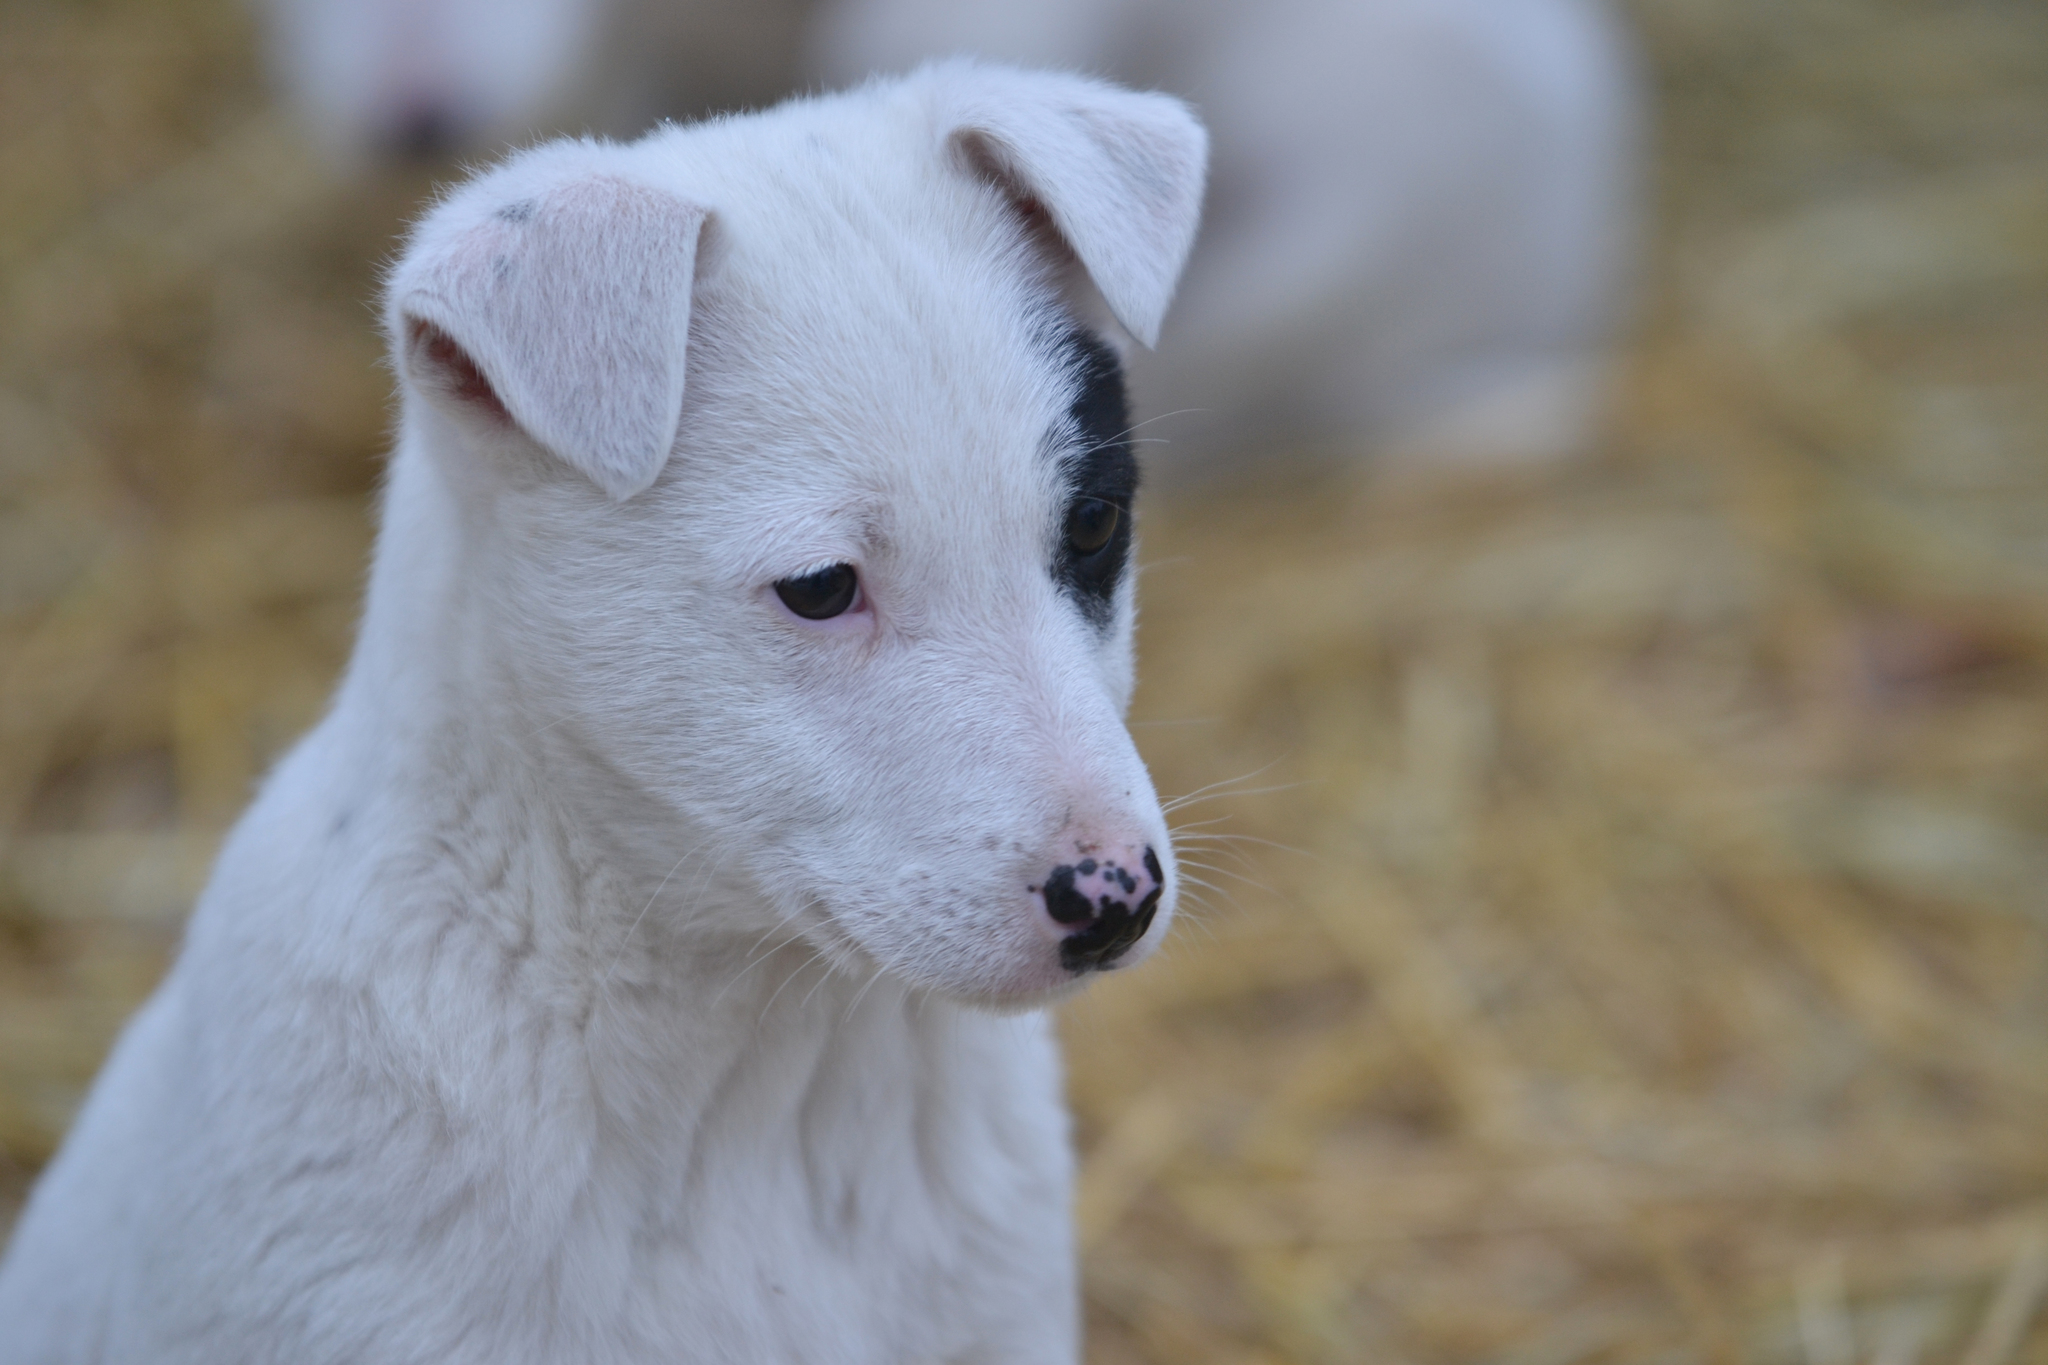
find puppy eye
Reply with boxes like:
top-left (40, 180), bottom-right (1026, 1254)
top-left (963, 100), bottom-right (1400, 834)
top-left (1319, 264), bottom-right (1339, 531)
top-left (774, 563), bottom-right (860, 620)
top-left (1065, 498), bottom-right (1120, 556)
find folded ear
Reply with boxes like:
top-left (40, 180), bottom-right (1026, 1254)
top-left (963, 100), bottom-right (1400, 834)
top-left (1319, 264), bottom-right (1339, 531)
top-left (930, 62), bottom-right (1207, 347)
top-left (389, 167), bottom-right (709, 501)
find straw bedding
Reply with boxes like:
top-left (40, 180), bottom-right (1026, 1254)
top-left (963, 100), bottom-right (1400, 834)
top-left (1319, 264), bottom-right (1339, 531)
top-left (1, 1), bottom-right (2044, 1360)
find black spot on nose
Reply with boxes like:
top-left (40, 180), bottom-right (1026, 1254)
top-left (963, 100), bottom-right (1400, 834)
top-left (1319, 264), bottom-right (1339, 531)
top-left (1058, 887), bottom-right (1161, 974)
top-left (1040, 864), bottom-right (1096, 926)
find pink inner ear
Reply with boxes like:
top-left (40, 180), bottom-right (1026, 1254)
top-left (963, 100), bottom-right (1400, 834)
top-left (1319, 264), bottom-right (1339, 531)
top-left (408, 318), bottom-right (511, 425)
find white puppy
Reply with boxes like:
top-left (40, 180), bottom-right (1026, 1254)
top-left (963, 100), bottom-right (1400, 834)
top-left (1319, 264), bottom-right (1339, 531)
top-left (812, 0), bottom-right (1642, 468)
top-left (0, 63), bottom-right (1200, 1364)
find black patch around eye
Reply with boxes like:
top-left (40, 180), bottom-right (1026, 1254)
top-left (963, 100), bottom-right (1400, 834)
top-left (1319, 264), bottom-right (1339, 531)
top-left (1049, 328), bottom-right (1138, 628)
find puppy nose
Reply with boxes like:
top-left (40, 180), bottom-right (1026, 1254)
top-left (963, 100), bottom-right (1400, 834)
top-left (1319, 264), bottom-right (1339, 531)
top-left (1036, 846), bottom-right (1165, 974)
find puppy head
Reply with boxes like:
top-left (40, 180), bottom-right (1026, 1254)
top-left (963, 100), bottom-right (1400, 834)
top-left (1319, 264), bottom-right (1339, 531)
top-left (383, 63), bottom-right (1207, 1008)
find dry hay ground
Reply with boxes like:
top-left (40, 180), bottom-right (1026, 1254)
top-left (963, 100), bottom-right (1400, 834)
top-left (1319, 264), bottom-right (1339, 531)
top-left (3, 1), bottom-right (2046, 1362)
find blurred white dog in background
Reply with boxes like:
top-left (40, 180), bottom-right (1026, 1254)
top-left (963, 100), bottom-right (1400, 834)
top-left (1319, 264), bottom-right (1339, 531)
top-left (812, 0), bottom-right (1640, 470)
top-left (258, 0), bottom-right (1638, 468)
top-left (259, 0), bottom-right (808, 161)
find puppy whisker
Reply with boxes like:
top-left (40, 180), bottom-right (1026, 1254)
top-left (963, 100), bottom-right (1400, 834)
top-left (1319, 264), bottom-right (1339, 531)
top-left (759, 947), bottom-right (819, 1025)
top-left (840, 962), bottom-right (890, 1027)
top-left (711, 915), bottom-right (815, 1011)
top-left (1159, 759), bottom-right (1292, 814)
top-left (596, 842), bottom-right (705, 997)
top-left (1161, 781), bottom-right (1305, 814)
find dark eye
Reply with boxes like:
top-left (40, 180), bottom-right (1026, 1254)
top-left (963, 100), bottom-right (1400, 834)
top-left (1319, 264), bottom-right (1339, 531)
top-left (774, 563), bottom-right (860, 620)
top-left (1065, 498), bottom-right (1119, 556)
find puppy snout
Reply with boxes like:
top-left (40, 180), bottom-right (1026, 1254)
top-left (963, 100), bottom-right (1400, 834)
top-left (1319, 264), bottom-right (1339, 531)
top-left (1037, 845), bottom-right (1166, 975)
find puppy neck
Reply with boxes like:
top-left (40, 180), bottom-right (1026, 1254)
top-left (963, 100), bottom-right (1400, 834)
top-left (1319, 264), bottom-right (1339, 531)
top-left (329, 434), bottom-right (763, 988)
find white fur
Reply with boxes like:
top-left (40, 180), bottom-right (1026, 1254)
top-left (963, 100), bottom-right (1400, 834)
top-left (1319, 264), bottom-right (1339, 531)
top-left (0, 64), bottom-right (1200, 1364)
top-left (813, 0), bottom-right (1643, 467)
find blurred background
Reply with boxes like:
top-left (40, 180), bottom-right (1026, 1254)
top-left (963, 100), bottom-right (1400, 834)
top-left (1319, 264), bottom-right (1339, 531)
top-left (2, 0), bottom-right (2046, 1362)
